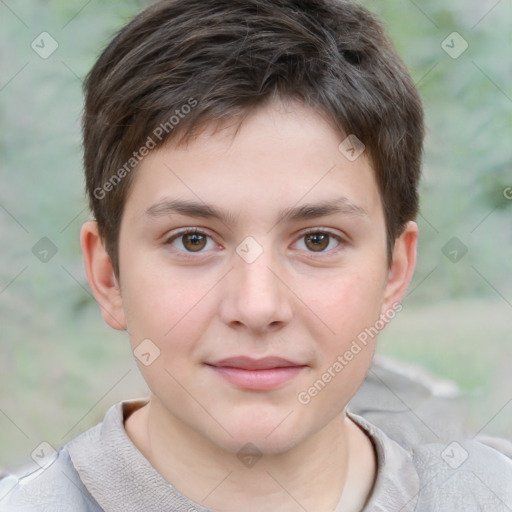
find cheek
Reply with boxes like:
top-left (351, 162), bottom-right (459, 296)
top-left (310, 268), bottom-right (386, 343)
top-left (121, 261), bottom-right (214, 341)
top-left (123, 278), bottom-right (214, 400)
top-left (297, 273), bottom-right (384, 420)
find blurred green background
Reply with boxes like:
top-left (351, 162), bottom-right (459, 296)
top-left (0, 0), bottom-right (511, 472)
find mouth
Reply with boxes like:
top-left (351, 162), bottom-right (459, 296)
top-left (205, 356), bottom-right (308, 390)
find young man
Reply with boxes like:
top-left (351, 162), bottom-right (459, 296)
top-left (1, 0), bottom-right (511, 510)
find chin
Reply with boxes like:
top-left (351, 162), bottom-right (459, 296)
top-left (213, 411), bottom-right (312, 456)
top-left (214, 430), bottom-right (304, 458)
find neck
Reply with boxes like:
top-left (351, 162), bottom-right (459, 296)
top-left (125, 397), bottom-right (376, 512)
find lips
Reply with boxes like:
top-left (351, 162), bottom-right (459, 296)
top-left (206, 356), bottom-right (307, 390)
top-left (208, 356), bottom-right (305, 370)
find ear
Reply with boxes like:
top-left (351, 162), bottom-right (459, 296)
top-left (381, 221), bottom-right (418, 315)
top-left (80, 220), bottom-right (127, 330)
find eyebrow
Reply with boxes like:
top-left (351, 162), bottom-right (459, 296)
top-left (144, 196), bottom-right (368, 226)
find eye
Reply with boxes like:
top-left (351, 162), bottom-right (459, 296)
top-left (165, 229), bottom-right (217, 253)
top-left (294, 229), bottom-right (342, 253)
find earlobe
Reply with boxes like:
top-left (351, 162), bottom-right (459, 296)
top-left (80, 221), bottom-right (127, 330)
top-left (381, 221), bottom-right (418, 315)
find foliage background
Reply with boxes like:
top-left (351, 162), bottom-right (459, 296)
top-left (0, 0), bottom-right (511, 472)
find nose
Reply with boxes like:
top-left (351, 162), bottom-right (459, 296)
top-left (218, 242), bottom-right (293, 333)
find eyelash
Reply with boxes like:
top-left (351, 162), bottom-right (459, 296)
top-left (164, 228), bottom-right (344, 258)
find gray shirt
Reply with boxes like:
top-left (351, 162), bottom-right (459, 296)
top-left (1, 398), bottom-right (511, 511)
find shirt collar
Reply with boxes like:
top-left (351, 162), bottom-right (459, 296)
top-left (67, 400), bottom-right (419, 512)
top-left (346, 411), bottom-right (420, 511)
top-left (67, 399), bottom-right (213, 512)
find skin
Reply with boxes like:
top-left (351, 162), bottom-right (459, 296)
top-left (81, 100), bottom-right (417, 512)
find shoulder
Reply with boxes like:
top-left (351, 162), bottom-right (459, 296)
top-left (411, 438), bottom-right (512, 510)
top-left (0, 447), bottom-right (102, 512)
top-left (353, 410), bottom-right (512, 511)
top-left (351, 356), bottom-right (512, 510)
top-left (0, 400), bottom-right (146, 512)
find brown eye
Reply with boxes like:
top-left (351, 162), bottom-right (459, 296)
top-left (304, 232), bottom-right (330, 252)
top-left (295, 230), bottom-right (342, 254)
top-left (182, 232), bottom-right (207, 252)
top-left (166, 229), bottom-right (215, 254)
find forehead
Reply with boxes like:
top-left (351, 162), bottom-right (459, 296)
top-left (124, 101), bottom-right (382, 223)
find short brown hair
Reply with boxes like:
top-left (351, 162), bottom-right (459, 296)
top-left (83, 0), bottom-right (424, 276)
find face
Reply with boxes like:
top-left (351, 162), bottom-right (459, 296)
top-left (101, 101), bottom-right (414, 455)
